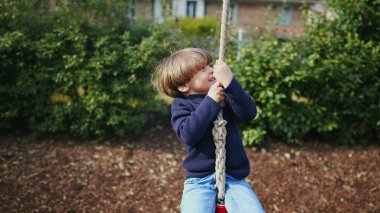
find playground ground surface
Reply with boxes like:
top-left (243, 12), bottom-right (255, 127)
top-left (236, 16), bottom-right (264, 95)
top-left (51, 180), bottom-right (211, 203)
top-left (1, 117), bottom-right (379, 212)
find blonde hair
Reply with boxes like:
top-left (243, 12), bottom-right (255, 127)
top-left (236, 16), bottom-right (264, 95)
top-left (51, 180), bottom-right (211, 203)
top-left (152, 48), bottom-right (212, 97)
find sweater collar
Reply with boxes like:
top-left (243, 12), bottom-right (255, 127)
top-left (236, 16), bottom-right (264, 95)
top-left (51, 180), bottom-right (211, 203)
top-left (177, 93), bottom-right (206, 99)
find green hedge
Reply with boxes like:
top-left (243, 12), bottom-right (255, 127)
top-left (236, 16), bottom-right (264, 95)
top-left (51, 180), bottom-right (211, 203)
top-left (0, 1), bottom-right (182, 137)
top-left (231, 0), bottom-right (380, 145)
top-left (168, 17), bottom-right (220, 55)
top-left (1, 1), bottom-right (379, 145)
top-left (168, 17), bottom-right (219, 37)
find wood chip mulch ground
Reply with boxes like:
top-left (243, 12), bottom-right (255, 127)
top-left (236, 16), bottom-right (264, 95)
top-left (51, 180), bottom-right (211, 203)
top-left (0, 118), bottom-right (379, 213)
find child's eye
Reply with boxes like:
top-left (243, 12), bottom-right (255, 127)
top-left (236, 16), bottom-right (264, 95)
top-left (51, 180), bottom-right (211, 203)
top-left (200, 63), bottom-right (213, 72)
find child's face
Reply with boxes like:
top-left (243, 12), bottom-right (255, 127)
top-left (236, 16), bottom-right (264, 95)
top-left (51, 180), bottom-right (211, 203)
top-left (185, 64), bottom-right (216, 95)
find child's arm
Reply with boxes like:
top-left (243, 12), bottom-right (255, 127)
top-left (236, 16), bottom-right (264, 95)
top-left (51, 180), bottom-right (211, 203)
top-left (171, 97), bottom-right (221, 146)
top-left (214, 60), bottom-right (257, 123)
top-left (223, 77), bottom-right (257, 123)
top-left (171, 83), bottom-right (224, 146)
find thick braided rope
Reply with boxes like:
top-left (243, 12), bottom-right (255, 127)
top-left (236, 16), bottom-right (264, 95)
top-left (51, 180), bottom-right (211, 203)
top-left (218, 0), bottom-right (230, 61)
top-left (212, 110), bottom-right (227, 201)
top-left (213, 0), bottom-right (230, 202)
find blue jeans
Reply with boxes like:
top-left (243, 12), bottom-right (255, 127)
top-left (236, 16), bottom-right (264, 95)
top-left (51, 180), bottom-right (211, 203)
top-left (180, 173), bottom-right (265, 213)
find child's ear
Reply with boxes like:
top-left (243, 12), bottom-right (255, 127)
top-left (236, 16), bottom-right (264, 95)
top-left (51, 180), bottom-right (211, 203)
top-left (178, 85), bottom-right (189, 94)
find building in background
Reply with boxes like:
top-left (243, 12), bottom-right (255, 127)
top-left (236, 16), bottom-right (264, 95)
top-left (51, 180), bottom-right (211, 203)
top-left (205, 0), bottom-right (320, 37)
top-left (139, 0), bottom-right (323, 38)
top-left (45, 0), bottom-right (325, 38)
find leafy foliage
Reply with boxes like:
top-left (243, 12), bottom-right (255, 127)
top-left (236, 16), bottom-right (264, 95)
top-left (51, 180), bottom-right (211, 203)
top-left (168, 17), bottom-right (220, 55)
top-left (169, 17), bottom-right (219, 37)
top-left (1, 0), bottom-right (379, 145)
top-left (231, 0), bottom-right (380, 146)
top-left (0, 1), bottom-right (182, 137)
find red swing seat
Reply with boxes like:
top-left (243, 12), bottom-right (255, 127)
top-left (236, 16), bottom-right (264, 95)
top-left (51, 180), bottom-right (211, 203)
top-left (216, 203), bottom-right (227, 213)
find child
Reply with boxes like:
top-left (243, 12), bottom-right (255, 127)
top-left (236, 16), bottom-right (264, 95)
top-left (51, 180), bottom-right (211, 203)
top-left (153, 48), bottom-right (265, 213)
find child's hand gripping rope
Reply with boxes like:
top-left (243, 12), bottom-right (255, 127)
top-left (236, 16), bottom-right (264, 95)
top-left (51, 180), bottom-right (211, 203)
top-left (213, 60), bottom-right (233, 88)
top-left (207, 81), bottom-right (225, 103)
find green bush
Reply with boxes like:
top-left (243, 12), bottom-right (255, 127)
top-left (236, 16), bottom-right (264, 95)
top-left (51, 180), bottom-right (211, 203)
top-left (169, 17), bottom-right (219, 37)
top-left (231, 40), bottom-right (311, 146)
top-left (168, 17), bottom-right (220, 54)
top-left (296, 0), bottom-right (380, 144)
top-left (231, 0), bottom-right (380, 146)
top-left (2, 0), bottom-right (379, 145)
top-left (0, 1), bottom-right (182, 137)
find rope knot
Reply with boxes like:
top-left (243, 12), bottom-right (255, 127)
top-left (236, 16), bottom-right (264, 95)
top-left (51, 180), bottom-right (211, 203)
top-left (212, 117), bottom-right (227, 144)
top-left (214, 119), bottom-right (227, 128)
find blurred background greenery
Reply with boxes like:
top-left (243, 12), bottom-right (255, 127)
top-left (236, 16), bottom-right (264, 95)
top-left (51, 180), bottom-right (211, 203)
top-left (0, 0), bottom-right (379, 145)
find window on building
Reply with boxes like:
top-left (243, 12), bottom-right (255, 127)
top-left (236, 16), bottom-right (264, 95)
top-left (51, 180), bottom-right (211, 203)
top-left (230, 3), bottom-right (238, 25)
top-left (127, 0), bottom-right (136, 20)
top-left (277, 6), bottom-right (293, 26)
top-left (186, 1), bottom-right (197, 18)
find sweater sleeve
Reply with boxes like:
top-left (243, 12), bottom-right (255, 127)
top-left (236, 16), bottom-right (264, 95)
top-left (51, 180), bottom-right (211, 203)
top-left (171, 96), bottom-right (222, 147)
top-left (224, 77), bottom-right (257, 123)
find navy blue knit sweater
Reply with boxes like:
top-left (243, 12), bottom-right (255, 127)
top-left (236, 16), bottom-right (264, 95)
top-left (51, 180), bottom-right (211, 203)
top-left (171, 77), bottom-right (257, 179)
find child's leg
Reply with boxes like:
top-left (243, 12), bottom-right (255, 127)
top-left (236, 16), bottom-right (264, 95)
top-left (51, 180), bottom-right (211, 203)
top-left (224, 175), bottom-right (265, 213)
top-left (180, 173), bottom-right (217, 213)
